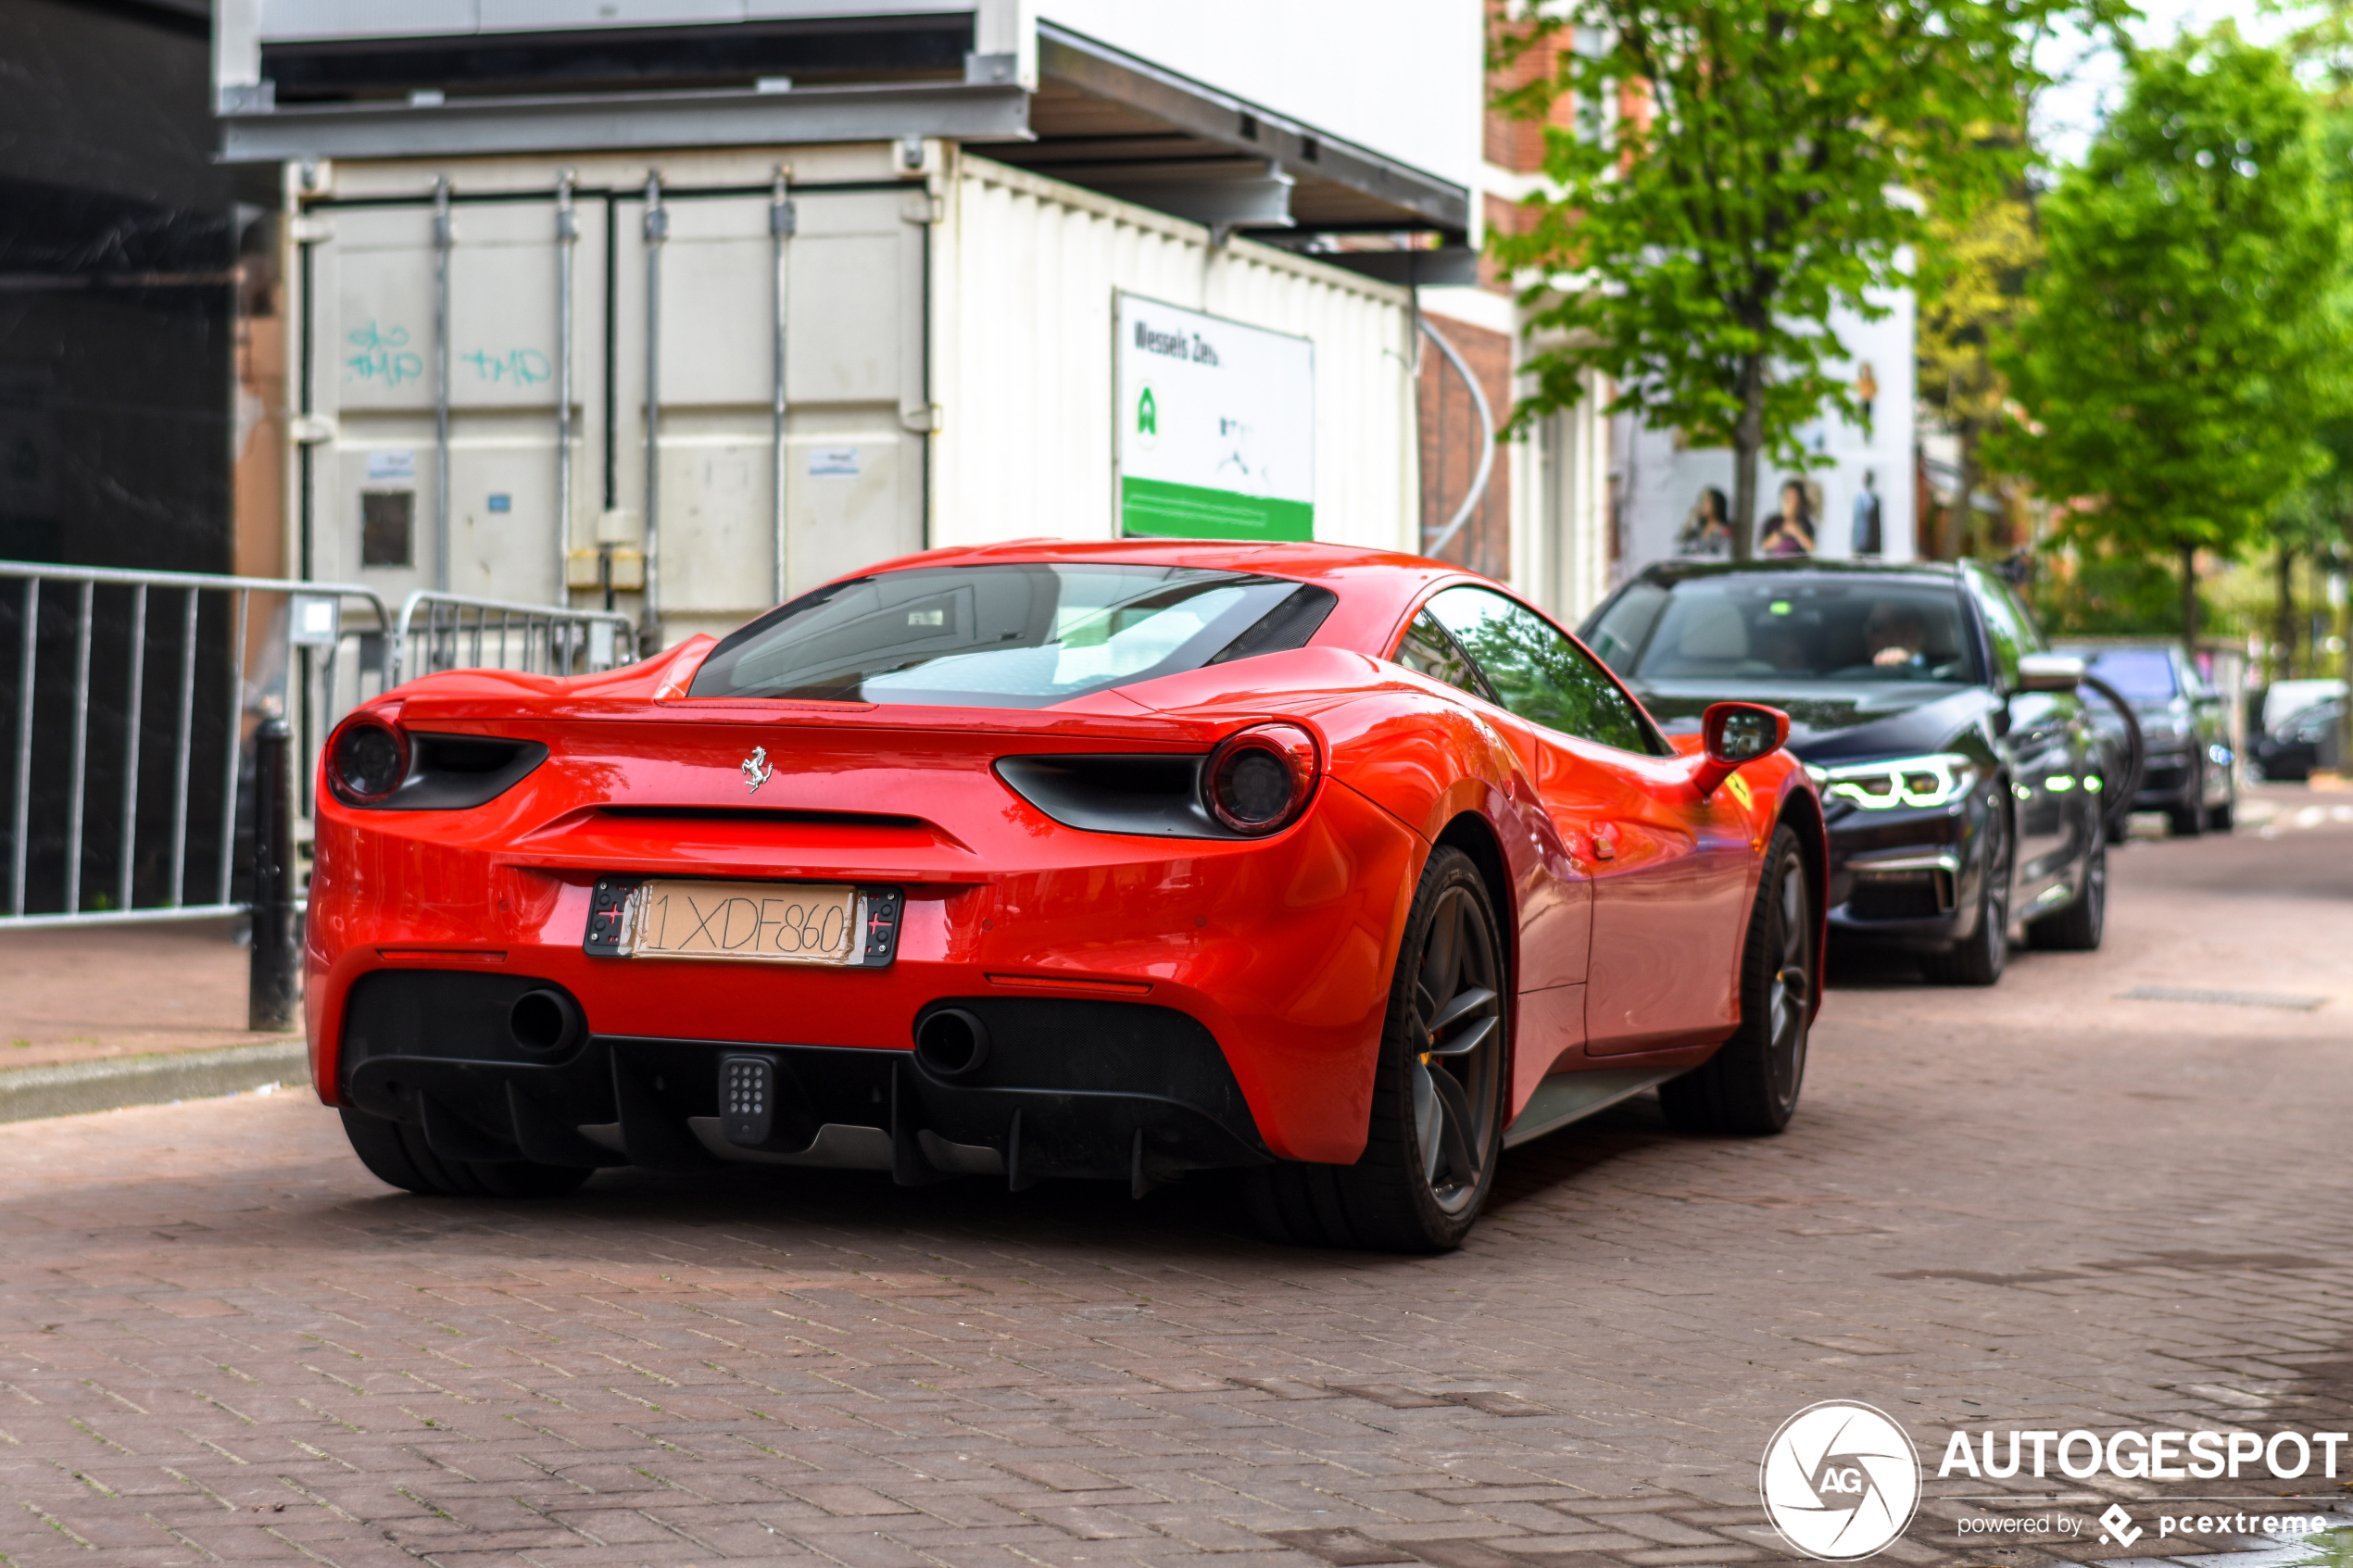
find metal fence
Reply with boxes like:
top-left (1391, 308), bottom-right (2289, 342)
top-left (393, 591), bottom-right (635, 686)
top-left (0, 560), bottom-right (635, 933)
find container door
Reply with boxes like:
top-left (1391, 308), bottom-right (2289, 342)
top-left (307, 188), bottom-right (601, 609)
top-left (614, 182), bottom-right (927, 647)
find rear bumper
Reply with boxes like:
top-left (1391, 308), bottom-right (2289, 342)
top-left (336, 972), bottom-right (1269, 1186)
top-left (306, 778), bottom-right (1425, 1166)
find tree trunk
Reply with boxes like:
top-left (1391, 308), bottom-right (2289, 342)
top-left (1730, 355), bottom-right (1765, 563)
top-left (2274, 544), bottom-right (2297, 683)
top-left (1947, 423), bottom-right (1979, 563)
top-left (2179, 541), bottom-right (2199, 655)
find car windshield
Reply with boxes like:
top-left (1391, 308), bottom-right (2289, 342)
top-left (688, 562), bottom-right (1336, 709)
top-left (2067, 646), bottom-right (2178, 702)
top-left (1595, 574), bottom-right (1979, 685)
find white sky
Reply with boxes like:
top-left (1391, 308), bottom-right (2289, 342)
top-left (2033, 0), bottom-right (2296, 164)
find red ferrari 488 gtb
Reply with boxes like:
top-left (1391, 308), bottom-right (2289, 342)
top-left (310, 541), bottom-right (1824, 1250)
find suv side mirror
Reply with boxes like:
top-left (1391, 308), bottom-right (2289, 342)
top-left (2016, 653), bottom-right (2086, 694)
top-left (1694, 701), bottom-right (1789, 797)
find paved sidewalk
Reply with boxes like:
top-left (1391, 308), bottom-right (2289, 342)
top-left (0, 917), bottom-right (295, 1070)
top-left (1, 813), bottom-right (2349, 1568)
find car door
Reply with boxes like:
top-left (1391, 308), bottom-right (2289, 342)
top-left (1970, 569), bottom-right (2086, 903)
top-left (2183, 652), bottom-right (2232, 807)
top-left (1423, 586), bottom-right (1753, 1060)
top-left (1393, 608), bottom-right (1593, 1092)
top-left (1395, 608), bottom-right (1592, 989)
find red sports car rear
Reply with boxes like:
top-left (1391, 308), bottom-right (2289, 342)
top-left (309, 542), bottom-right (1823, 1249)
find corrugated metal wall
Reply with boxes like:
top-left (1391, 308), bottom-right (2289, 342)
top-left (932, 155), bottom-right (1419, 554)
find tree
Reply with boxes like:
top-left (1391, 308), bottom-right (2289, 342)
top-left (1918, 179), bottom-right (2042, 561)
top-left (1991, 29), bottom-right (2347, 648)
top-left (1491, 0), bottom-right (2109, 560)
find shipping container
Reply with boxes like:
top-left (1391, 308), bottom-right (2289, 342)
top-left (288, 142), bottom-right (1419, 648)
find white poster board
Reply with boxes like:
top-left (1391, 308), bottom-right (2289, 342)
top-left (1114, 294), bottom-right (1315, 542)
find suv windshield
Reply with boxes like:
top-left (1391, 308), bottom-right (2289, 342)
top-left (1590, 574), bottom-right (1981, 686)
top-left (688, 562), bottom-right (1336, 709)
top-left (2063, 646), bottom-right (2178, 703)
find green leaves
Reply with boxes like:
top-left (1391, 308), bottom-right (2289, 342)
top-left (1492, 0), bottom-right (2112, 556)
top-left (1993, 30), bottom-right (2347, 587)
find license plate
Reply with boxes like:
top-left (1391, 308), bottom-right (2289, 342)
top-left (617, 879), bottom-right (864, 965)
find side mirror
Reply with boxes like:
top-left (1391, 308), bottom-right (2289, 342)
top-left (2016, 653), bottom-right (2086, 694)
top-left (1694, 701), bottom-right (1790, 797)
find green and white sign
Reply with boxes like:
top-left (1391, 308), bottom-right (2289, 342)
top-left (1115, 293), bottom-right (1315, 542)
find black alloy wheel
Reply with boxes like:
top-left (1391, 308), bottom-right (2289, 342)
top-left (1406, 878), bottom-right (1506, 1217)
top-left (1661, 823), bottom-right (1812, 1135)
top-left (1241, 847), bottom-right (1507, 1251)
top-left (2027, 812), bottom-right (2106, 952)
top-left (1921, 802), bottom-right (2011, 986)
top-left (341, 1107), bottom-right (593, 1198)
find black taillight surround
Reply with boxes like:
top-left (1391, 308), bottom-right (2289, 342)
top-left (323, 717), bottom-right (549, 811)
top-left (994, 723), bottom-right (1323, 841)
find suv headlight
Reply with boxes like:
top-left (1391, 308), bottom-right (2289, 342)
top-left (1806, 753), bottom-right (1979, 810)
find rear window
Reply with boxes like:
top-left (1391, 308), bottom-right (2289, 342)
top-left (689, 562), bottom-right (1337, 709)
top-left (2070, 647), bottom-right (2178, 702)
top-left (1607, 574), bottom-right (1981, 685)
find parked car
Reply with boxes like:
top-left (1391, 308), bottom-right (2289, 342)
top-left (2261, 677), bottom-right (2346, 735)
top-left (2253, 695), bottom-right (2344, 782)
top-left (308, 542), bottom-right (1827, 1252)
top-left (1582, 559), bottom-right (2124, 985)
top-left (2051, 642), bottom-right (2233, 834)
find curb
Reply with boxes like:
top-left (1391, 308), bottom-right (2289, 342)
top-left (0, 1039), bottom-right (308, 1125)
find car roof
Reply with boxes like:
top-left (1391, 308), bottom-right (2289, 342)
top-left (873, 536), bottom-right (1446, 580)
top-left (1631, 558), bottom-right (1968, 588)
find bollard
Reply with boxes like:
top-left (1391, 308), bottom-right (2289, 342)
top-left (247, 718), bottom-right (301, 1033)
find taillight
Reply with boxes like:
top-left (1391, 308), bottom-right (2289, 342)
top-left (1204, 722), bottom-right (1320, 835)
top-left (326, 713), bottom-right (410, 806)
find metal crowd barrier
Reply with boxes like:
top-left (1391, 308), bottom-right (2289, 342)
top-left (0, 561), bottom-right (636, 947)
top-left (393, 591), bottom-right (635, 686)
top-left (0, 561), bottom-right (392, 933)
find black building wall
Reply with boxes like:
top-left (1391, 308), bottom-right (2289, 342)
top-left (2, 0), bottom-right (273, 573)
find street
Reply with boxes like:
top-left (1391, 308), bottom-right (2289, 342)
top-left (1, 793), bottom-right (2348, 1568)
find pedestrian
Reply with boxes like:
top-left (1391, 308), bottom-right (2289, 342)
top-left (1851, 470), bottom-right (1883, 557)
top-left (1758, 480), bottom-right (1816, 558)
top-left (1677, 487), bottom-right (1734, 557)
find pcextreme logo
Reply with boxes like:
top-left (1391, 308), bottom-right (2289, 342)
top-left (1760, 1401), bottom-right (1924, 1561)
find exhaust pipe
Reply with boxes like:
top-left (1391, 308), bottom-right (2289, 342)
top-left (913, 1008), bottom-right (989, 1079)
top-left (510, 988), bottom-right (585, 1054)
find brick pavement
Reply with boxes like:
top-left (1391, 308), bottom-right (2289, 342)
top-left (0, 918), bottom-right (293, 1070)
top-left (3, 806), bottom-right (2352, 1568)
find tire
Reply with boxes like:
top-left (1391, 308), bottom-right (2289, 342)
top-left (1242, 847), bottom-right (1507, 1252)
top-left (2168, 760), bottom-right (2205, 837)
top-left (1659, 824), bottom-right (1812, 1135)
top-left (2027, 816), bottom-right (2105, 952)
top-left (1921, 805), bottom-right (2011, 986)
top-left (340, 1107), bottom-right (592, 1198)
top-left (2206, 799), bottom-right (2234, 834)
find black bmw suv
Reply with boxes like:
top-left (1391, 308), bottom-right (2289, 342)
top-left (1581, 560), bottom-right (2127, 985)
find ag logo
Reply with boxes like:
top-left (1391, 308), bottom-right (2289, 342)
top-left (1759, 1401), bottom-right (1921, 1560)
top-left (1136, 384), bottom-right (1159, 449)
